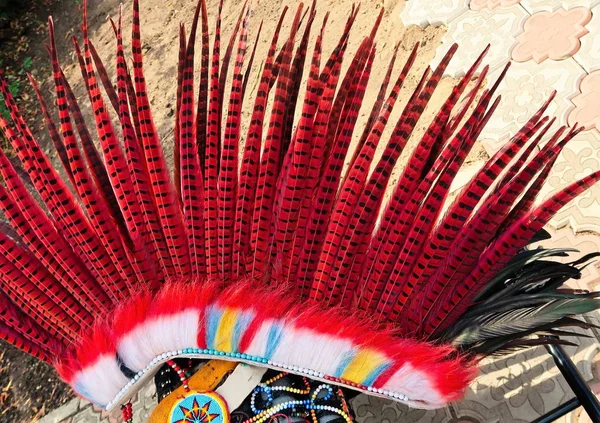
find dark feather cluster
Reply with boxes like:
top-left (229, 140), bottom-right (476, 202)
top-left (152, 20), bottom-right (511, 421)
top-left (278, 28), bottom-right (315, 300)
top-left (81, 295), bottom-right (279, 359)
top-left (437, 229), bottom-right (600, 356)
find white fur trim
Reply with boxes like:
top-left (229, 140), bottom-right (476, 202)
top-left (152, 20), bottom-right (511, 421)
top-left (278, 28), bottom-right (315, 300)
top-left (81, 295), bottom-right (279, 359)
top-left (74, 355), bottom-right (129, 407)
top-left (270, 327), bottom-right (354, 376)
top-left (117, 310), bottom-right (200, 371)
top-left (382, 363), bottom-right (445, 407)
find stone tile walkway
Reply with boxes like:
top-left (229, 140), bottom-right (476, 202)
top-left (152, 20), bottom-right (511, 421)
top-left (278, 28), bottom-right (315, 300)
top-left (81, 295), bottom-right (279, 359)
top-left (39, 0), bottom-right (600, 422)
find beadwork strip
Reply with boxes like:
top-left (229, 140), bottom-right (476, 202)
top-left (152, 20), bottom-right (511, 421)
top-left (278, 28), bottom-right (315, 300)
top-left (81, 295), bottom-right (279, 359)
top-left (105, 348), bottom-right (413, 411)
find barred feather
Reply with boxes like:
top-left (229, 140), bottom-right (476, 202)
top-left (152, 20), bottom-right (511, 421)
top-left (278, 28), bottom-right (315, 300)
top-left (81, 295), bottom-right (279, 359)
top-left (0, 73), bottom-right (125, 302)
top-left (274, 10), bottom-right (324, 283)
top-left (310, 39), bottom-right (375, 301)
top-left (218, 6), bottom-right (250, 280)
top-left (0, 148), bottom-right (107, 316)
top-left (131, 0), bottom-right (190, 279)
top-left (296, 11), bottom-right (354, 295)
top-left (358, 44), bottom-right (462, 313)
top-left (66, 33), bottom-right (140, 293)
top-left (429, 170), bottom-right (600, 337)
top-left (413, 96), bottom-right (555, 335)
top-left (203, 0), bottom-right (224, 278)
top-left (0, 290), bottom-right (61, 357)
top-left (179, 0), bottom-right (206, 278)
top-left (387, 90), bottom-right (500, 324)
top-left (0, 324), bottom-right (55, 364)
top-left (248, 4), bottom-right (303, 278)
top-left (326, 43), bottom-right (418, 306)
top-left (114, 7), bottom-right (167, 284)
top-left (233, 10), bottom-right (287, 278)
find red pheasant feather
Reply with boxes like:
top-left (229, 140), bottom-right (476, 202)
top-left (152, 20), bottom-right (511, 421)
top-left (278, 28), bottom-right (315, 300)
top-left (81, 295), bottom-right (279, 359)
top-left (179, 0), bottom-right (206, 279)
top-left (248, 4), bottom-right (303, 278)
top-left (114, 7), bottom-right (169, 284)
top-left (233, 8), bottom-right (288, 278)
top-left (217, 6), bottom-right (250, 280)
top-left (131, 0), bottom-right (190, 279)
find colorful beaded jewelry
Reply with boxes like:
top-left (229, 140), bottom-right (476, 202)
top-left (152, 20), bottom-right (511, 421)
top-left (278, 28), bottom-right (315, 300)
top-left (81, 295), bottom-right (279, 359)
top-left (243, 373), bottom-right (352, 423)
top-left (121, 402), bottom-right (133, 423)
top-left (166, 359), bottom-right (190, 392)
top-left (250, 372), bottom-right (311, 414)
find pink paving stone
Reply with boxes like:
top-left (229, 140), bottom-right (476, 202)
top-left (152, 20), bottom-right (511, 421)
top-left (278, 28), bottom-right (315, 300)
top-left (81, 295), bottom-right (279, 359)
top-left (568, 70), bottom-right (600, 131)
top-left (470, 0), bottom-right (521, 10)
top-left (511, 7), bottom-right (592, 63)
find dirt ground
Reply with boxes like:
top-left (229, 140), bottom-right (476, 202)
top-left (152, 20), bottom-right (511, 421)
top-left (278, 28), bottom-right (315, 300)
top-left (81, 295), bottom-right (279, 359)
top-left (0, 343), bottom-right (72, 422)
top-left (0, 0), bottom-right (490, 421)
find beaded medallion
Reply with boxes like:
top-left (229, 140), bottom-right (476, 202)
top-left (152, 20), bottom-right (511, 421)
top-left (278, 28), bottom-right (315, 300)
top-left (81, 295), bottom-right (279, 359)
top-left (169, 391), bottom-right (229, 423)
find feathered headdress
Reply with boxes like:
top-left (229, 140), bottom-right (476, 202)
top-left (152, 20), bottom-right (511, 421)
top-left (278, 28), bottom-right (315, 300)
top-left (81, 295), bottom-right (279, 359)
top-left (1, 0), bottom-right (600, 418)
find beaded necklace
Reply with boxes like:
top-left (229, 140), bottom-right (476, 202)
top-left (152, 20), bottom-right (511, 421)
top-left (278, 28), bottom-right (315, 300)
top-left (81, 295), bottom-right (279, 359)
top-left (121, 402), bottom-right (133, 423)
top-left (166, 359), bottom-right (191, 392)
top-left (244, 372), bottom-right (353, 423)
top-left (250, 373), bottom-right (311, 413)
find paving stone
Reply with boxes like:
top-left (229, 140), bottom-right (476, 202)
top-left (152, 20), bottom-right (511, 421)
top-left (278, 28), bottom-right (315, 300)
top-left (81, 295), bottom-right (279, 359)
top-left (511, 7), bottom-right (592, 63)
top-left (574, 5), bottom-right (600, 72)
top-left (399, 0), bottom-right (470, 28)
top-left (521, 0), bottom-right (600, 13)
top-left (430, 7), bottom-right (529, 76)
top-left (37, 399), bottom-right (81, 423)
top-left (470, 0), bottom-right (522, 11)
top-left (479, 59), bottom-right (585, 154)
top-left (569, 70), bottom-right (600, 131)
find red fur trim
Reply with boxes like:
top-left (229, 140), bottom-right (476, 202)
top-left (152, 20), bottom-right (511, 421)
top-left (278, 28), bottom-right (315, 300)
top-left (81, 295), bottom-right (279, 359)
top-left (55, 355), bottom-right (81, 384)
top-left (112, 290), bottom-right (153, 339)
top-left (73, 324), bottom-right (115, 369)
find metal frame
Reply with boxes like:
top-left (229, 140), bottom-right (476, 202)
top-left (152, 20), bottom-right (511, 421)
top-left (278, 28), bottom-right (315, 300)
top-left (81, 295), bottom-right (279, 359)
top-left (532, 342), bottom-right (600, 423)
